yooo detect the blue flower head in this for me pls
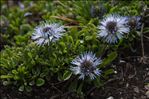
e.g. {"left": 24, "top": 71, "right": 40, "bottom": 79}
{"left": 98, "top": 14, "right": 130, "bottom": 44}
{"left": 32, "top": 22, "right": 65, "bottom": 45}
{"left": 127, "top": 16, "right": 141, "bottom": 30}
{"left": 70, "top": 51, "right": 102, "bottom": 80}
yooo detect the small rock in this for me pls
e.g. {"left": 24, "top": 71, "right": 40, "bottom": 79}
{"left": 134, "top": 87, "right": 140, "bottom": 93}
{"left": 146, "top": 91, "right": 149, "bottom": 98}
{"left": 133, "top": 97, "right": 137, "bottom": 99}
{"left": 114, "top": 70, "right": 117, "bottom": 74}
{"left": 107, "top": 96, "right": 114, "bottom": 99}
{"left": 126, "top": 83, "right": 129, "bottom": 88}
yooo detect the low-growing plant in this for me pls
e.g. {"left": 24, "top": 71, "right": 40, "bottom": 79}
{"left": 0, "top": 0, "right": 148, "bottom": 97}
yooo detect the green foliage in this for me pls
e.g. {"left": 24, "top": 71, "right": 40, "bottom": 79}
{"left": 100, "top": 51, "right": 118, "bottom": 68}
{"left": 36, "top": 78, "right": 45, "bottom": 87}
{"left": 0, "top": 44, "right": 45, "bottom": 91}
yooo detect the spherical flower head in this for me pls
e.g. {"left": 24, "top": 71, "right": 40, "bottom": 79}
{"left": 127, "top": 16, "right": 141, "bottom": 30}
{"left": 98, "top": 14, "right": 130, "bottom": 44}
{"left": 32, "top": 22, "right": 65, "bottom": 45}
{"left": 70, "top": 51, "right": 102, "bottom": 80}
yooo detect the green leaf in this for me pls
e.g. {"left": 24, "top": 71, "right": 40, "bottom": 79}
{"left": 103, "top": 69, "right": 114, "bottom": 79}
{"left": 27, "top": 52, "right": 32, "bottom": 59}
{"left": 1, "top": 75, "right": 13, "bottom": 79}
{"left": 17, "top": 66, "right": 26, "bottom": 73}
{"left": 93, "top": 77, "right": 103, "bottom": 88}
{"left": 77, "top": 82, "right": 83, "bottom": 94}
{"left": 40, "top": 72, "right": 47, "bottom": 78}
{"left": 69, "top": 36, "right": 74, "bottom": 45}
{"left": 36, "top": 78, "right": 45, "bottom": 87}
{"left": 20, "top": 24, "right": 32, "bottom": 34}
{"left": 68, "top": 80, "right": 78, "bottom": 92}
{"left": 14, "top": 75, "right": 20, "bottom": 80}
{"left": 29, "top": 80, "right": 35, "bottom": 86}
{"left": 59, "top": 42, "right": 66, "bottom": 49}
{"left": 74, "top": 40, "right": 80, "bottom": 50}
{"left": 25, "top": 86, "right": 32, "bottom": 92}
{"left": 100, "top": 52, "right": 117, "bottom": 68}
{"left": 32, "top": 68, "right": 40, "bottom": 76}
{"left": 12, "top": 70, "right": 18, "bottom": 74}
{"left": 18, "top": 85, "right": 25, "bottom": 92}
{"left": 143, "top": 27, "right": 149, "bottom": 34}
{"left": 58, "top": 72, "right": 63, "bottom": 81}
{"left": 85, "top": 36, "right": 92, "bottom": 41}
{"left": 63, "top": 70, "right": 72, "bottom": 81}
{"left": 104, "top": 69, "right": 114, "bottom": 76}
{"left": 3, "top": 81, "right": 11, "bottom": 86}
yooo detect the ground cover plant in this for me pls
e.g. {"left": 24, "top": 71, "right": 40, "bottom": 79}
{"left": 0, "top": 0, "right": 149, "bottom": 99}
